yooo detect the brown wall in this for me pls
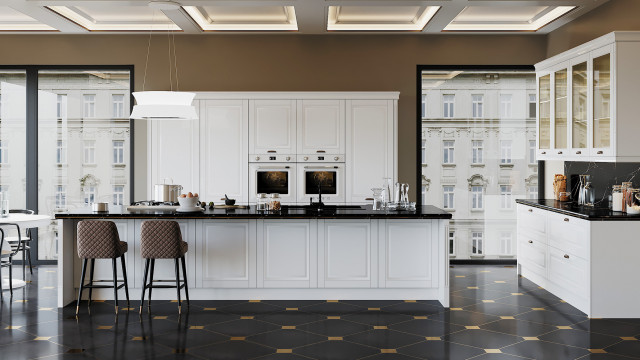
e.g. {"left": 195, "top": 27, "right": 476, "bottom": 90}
{"left": 0, "top": 34, "right": 547, "bottom": 199}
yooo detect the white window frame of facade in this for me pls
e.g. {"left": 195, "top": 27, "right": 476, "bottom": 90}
{"left": 421, "top": 94, "right": 426, "bottom": 118}
{"left": 83, "top": 94, "right": 96, "bottom": 118}
{"left": 471, "top": 231, "right": 483, "bottom": 255}
{"left": 112, "top": 94, "right": 125, "bottom": 118}
{"left": 443, "top": 185, "right": 455, "bottom": 209}
{"left": 84, "top": 185, "right": 96, "bottom": 204}
{"left": 472, "top": 94, "right": 483, "bottom": 118}
{"left": 443, "top": 140, "right": 455, "bottom": 164}
{"left": 56, "top": 140, "right": 66, "bottom": 164}
{"left": 528, "top": 140, "right": 536, "bottom": 164}
{"left": 527, "top": 185, "right": 539, "bottom": 200}
{"left": 471, "top": 185, "right": 484, "bottom": 210}
{"left": 500, "top": 231, "right": 513, "bottom": 255}
{"left": 500, "top": 140, "right": 512, "bottom": 164}
{"left": 55, "top": 185, "right": 66, "bottom": 208}
{"left": 113, "top": 185, "right": 125, "bottom": 205}
{"left": 56, "top": 94, "right": 66, "bottom": 120}
{"left": 449, "top": 230, "right": 455, "bottom": 256}
{"left": 421, "top": 184, "right": 427, "bottom": 205}
{"left": 472, "top": 140, "right": 483, "bottom": 164}
{"left": 113, "top": 140, "right": 125, "bottom": 164}
{"left": 421, "top": 139, "right": 426, "bottom": 164}
{"left": 528, "top": 94, "right": 537, "bottom": 118}
{"left": 500, "top": 185, "right": 513, "bottom": 209}
{"left": 499, "top": 94, "right": 513, "bottom": 118}
{"left": 443, "top": 94, "right": 454, "bottom": 118}
{"left": 0, "top": 140, "right": 7, "bottom": 164}
{"left": 83, "top": 140, "right": 96, "bottom": 164}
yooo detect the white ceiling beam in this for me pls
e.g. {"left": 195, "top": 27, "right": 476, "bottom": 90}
{"left": 161, "top": 8, "right": 201, "bottom": 34}
{"left": 293, "top": 0, "right": 326, "bottom": 34}
{"left": 6, "top": 0, "right": 87, "bottom": 32}
{"left": 422, "top": 0, "right": 466, "bottom": 33}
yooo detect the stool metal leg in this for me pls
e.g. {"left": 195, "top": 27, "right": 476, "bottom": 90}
{"left": 180, "top": 256, "right": 190, "bottom": 308}
{"left": 88, "top": 259, "right": 95, "bottom": 307}
{"left": 22, "top": 246, "right": 26, "bottom": 280}
{"left": 120, "top": 255, "right": 130, "bottom": 307}
{"left": 148, "top": 259, "right": 155, "bottom": 312}
{"left": 9, "top": 257, "right": 13, "bottom": 296}
{"left": 174, "top": 258, "right": 181, "bottom": 314}
{"left": 112, "top": 258, "right": 119, "bottom": 314}
{"left": 27, "top": 247, "right": 33, "bottom": 275}
{"left": 139, "top": 259, "right": 150, "bottom": 315}
{"left": 76, "top": 259, "right": 88, "bottom": 315}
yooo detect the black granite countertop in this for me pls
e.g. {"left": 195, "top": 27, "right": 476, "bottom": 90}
{"left": 54, "top": 205, "right": 452, "bottom": 220}
{"left": 516, "top": 199, "right": 640, "bottom": 221}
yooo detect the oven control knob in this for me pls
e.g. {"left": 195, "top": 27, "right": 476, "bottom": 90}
{"left": 334, "top": 156, "right": 339, "bottom": 161}
{"left": 303, "top": 156, "right": 309, "bottom": 161}
{"left": 255, "top": 156, "right": 260, "bottom": 161}
{"left": 286, "top": 156, "right": 291, "bottom": 161}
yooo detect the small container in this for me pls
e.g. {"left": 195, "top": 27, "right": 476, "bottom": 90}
{"left": 622, "top": 182, "right": 633, "bottom": 213}
{"left": 626, "top": 188, "right": 640, "bottom": 214}
{"left": 256, "top": 193, "right": 268, "bottom": 211}
{"left": 371, "top": 188, "right": 384, "bottom": 210}
{"left": 268, "top": 193, "right": 281, "bottom": 211}
{"left": 92, "top": 202, "right": 109, "bottom": 212}
{"left": 558, "top": 192, "right": 571, "bottom": 202}
{"left": 612, "top": 185, "right": 624, "bottom": 211}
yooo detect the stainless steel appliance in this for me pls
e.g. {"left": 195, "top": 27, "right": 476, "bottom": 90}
{"left": 154, "top": 179, "right": 183, "bottom": 203}
{"left": 249, "top": 161, "right": 297, "bottom": 204}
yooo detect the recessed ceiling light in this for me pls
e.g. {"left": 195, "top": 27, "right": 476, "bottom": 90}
{"left": 182, "top": 6, "right": 298, "bottom": 31}
{"left": 443, "top": 6, "right": 575, "bottom": 31}
{"left": 148, "top": 1, "right": 181, "bottom": 11}
{"left": 327, "top": 6, "right": 440, "bottom": 31}
{"left": 47, "top": 5, "right": 182, "bottom": 31}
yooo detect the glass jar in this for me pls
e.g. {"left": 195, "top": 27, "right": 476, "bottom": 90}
{"left": 371, "top": 188, "right": 384, "bottom": 210}
{"left": 622, "top": 182, "right": 633, "bottom": 212}
{"left": 256, "top": 193, "right": 268, "bottom": 211}
{"left": 269, "top": 193, "right": 281, "bottom": 211}
{"left": 626, "top": 188, "right": 640, "bottom": 214}
{"left": 612, "top": 185, "right": 623, "bottom": 211}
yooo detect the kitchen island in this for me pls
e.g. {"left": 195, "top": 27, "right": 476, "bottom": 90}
{"left": 55, "top": 205, "right": 452, "bottom": 308}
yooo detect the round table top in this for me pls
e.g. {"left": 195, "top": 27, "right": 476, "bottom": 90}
{"left": 0, "top": 214, "right": 51, "bottom": 229}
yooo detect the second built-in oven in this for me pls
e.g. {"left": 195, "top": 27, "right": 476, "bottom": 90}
{"left": 297, "top": 163, "right": 345, "bottom": 204}
{"left": 249, "top": 163, "right": 297, "bottom": 204}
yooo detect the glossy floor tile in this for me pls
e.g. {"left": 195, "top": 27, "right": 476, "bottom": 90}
{"left": 2, "top": 265, "right": 640, "bottom": 359}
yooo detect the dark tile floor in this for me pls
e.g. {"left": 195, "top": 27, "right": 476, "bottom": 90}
{"left": 2, "top": 265, "right": 640, "bottom": 359}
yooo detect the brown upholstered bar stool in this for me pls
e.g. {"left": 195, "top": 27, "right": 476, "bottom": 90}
{"left": 139, "top": 220, "right": 190, "bottom": 314}
{"left": 76, "top": 220, "right": 130, "bottom": 315}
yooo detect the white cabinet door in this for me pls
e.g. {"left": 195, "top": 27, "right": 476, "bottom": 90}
{"left": 319, "top": 219, "right": 376, "bottom": 288}
{"left": 380, "top": 220, "right": 434, "bottom": 288}
{"left": 297, "top": 100, "right": 345, "bottom": 155}
{"left": 258, "top": 220, "right": 316, "bottom": 288}
{"left": 200, "top": 100, "right": 248, "bottom": 203}
{"left": 149, "top": 100, "right": 200, "bottom": 198}
{"left": 249, "top": 100, "right": 296, "bottom": 155}
{"left": 346, "top": 100, "right": 394, "bottom": 203}
{"left": 196, "top": 220, "right": 256, "bottom": 288}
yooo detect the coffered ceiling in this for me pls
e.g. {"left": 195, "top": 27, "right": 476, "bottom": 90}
{"left": 0, "top": 0, "right": 610, "bottom": 34}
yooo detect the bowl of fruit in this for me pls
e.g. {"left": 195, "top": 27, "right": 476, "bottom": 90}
{"left": 178, "top": 192, "right": 199, "bottom": 209}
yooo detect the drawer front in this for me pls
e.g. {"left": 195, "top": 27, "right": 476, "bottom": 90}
{"left": 517, "top": 205, "right": 547, "bottom": 237}
{"left": 548, "top": 246, "right": 588, "bottom": 300}
{"left": 547, "top": 213, "right": 589, "bottom": 259}
{"left": 518, "top": 236, "right": 548, "bottom": 278}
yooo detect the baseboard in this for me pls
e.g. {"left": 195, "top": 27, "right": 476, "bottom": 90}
{"left": 450, "top": 259, "right": 517, "bottom": 265}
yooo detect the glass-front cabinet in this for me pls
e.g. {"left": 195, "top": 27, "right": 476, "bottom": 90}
{"left": 538, "top": 74, "right": 551, "bottom": 154}
{"left": 571, "top": 59, "right": 588, "bottom": 156}
{"left": 554, "top": 68, "right": 568, "bottom": 153}
{"left": 591, "top": 46, "right": 613, "bottom": 157}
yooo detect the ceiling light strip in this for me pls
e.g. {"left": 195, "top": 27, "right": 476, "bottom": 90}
{"left": 327, "top": 6, "right": 440, "bottom": 31}
{"left": 47, "top": 6, "right": 181, "bottom": 31}
{"left": 182, "top": 6, "right": 298, "bottom": 31}
{"left": 443, "top": 6, "right": 575, "bottom": 31}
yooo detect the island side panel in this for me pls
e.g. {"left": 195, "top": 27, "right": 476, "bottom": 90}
{"left": 58, "top": 219, "right": 77, "bottom": 307}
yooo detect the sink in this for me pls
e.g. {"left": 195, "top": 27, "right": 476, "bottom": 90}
{"left": 283, "top": 205, "right": 363, "bottom": 210}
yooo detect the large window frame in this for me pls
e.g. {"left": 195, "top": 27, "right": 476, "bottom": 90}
{"left": 0, "top": 65, "right": 134, "bottom": 265}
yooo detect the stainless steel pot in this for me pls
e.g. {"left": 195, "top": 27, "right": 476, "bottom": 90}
{"left": 154, "top": 179, "right": 183, "bottom": 203}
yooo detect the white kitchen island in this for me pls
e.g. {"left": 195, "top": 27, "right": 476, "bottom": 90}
{"left": 56, "top": 205, "right": 451, "bottom": 308}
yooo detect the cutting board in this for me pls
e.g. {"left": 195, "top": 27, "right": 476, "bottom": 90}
{"left": 213, "top": 205, "right": 249, "bottom": 209}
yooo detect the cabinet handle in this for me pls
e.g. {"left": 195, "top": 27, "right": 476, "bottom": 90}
{"left": 563, "top": 218, "right": 569, "bottom": 222}
{"left": 528, "top": 240, "right": 533, "bottom": 244}
{"left": 597, "top": 150, "right": 603, "bottom": 154}
{"left": 576, "top": 151, "right": 582, "bottom": 154}
{"left": 564, "top": 254, "right": 570, "bottom": 259}
{"left": 541, "top": 151, "right": 546, "bottom": 155}
{"left": 557, "top": 151, "right": 563, "bottom": 154}
{"left": 267, "top": 150, "right": 277, "bottom": 153}
{"left": 528, "top": 209, "right": 533, "bottom": 212}
{"left": 365, "top": 198, "right": 374, "bottom": 201}
{"left": 316, "top": 150, "right": 326, "bottom": 153}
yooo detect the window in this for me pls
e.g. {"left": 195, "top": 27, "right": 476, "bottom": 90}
{"left": 83, "top": 140, "right": 96, "bottom": 164}
{"left": 471, "top": 186, "right": 483, "bottom": 210}
{"left": 421, "top": 94, "right": 426, "bottom": 118}
{"left": 528, "top": 186, "right": 539, "bottom": 200}
{"left": 112, "top": 94, "right": 125, "bottom": 118}
{"left": 55, "top": 185, "right": 66, "bottom": 208}
{"left": 84, "top": 186, "right": 96, "bottom": 204}
{"left": 501, "top": 232, "right": 512, "bottom": 255}
{"left": 113, "top": 185, "right": 125, "bottom": 205}
{"left": 472, "top": 140, "right": 483, "bottom": 164}
{"left": 443, "top": 140, "right": 455, "bottom": 164}
{"left": 500, "top": 185, "right": 513, "bottom": 209}
{"left": 0, "top": 140, "right": 6, "bottom": 163}
{"left": 443, "top": 94, "right": 454, "bottom": 118}
{"left": 83, "top": 94, "right": 96, "bottom": 118}
{"left": 421, "top": 185, "right": 427, "bottom": 205}
{"left": 56, "top": 94, "right": 66, "bottom": 119}
{"left": 472, "top": 232, "right": 483, "bottom": 255}
{"left": 499, "top": 94, "right": 512, "bottom": 118}
{"left": 421, "top": 139, "right": 426, "bottom": 164}
{"left": 529, "top": 94, "right": 536, "bottom": 118}
{"left": 472, "top": 95, "right": 483, "bottom": 118}
{"left": 56, "top": 140, "right": 66, "bottom": 164}
{"left": 113, "top": 140, "right": 125, "bottom": 164}
{"left": 529, "top": 140, "right": 536, "bottom": 164}
{"left": 449, "top": 231, "right": 455, "bottom": 255}
{"left": 500, "top": 140, "right": 512, "bottom": 164}
{"left": 443, "top": 186, "right": 454, "bottom": 209}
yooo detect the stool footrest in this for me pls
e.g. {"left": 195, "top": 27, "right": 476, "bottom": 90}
{"left": 83, "top": 283, "right": 126, "bottom": 290}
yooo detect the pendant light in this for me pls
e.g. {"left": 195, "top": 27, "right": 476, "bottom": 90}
{"left": 130, "top": 1, "right": 197, "bottom": 120}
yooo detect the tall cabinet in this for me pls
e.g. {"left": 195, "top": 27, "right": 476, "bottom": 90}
{"left": 535, "top": 32, "right": 640, "bottom": 162}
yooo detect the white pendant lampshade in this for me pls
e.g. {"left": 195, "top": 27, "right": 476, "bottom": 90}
{"left": 130, "top": 91, "right": 197, "bottom": 120}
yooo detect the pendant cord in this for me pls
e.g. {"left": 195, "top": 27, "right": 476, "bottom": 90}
{"left": 167, "top": 27, "right": 173, "bottom": 91}
{"left": 172, "top": 31, "right": 179, "bottom": 91}
{"left": 143, "top": 23, "right": 152, "bottom": 92}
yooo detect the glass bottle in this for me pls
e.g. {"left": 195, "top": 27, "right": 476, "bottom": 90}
{"left": 622, "top": 182, "right": 633, "bottom": 213}
{"left": 626, "top": 188, "right": 640, "bottom": 214}
{"left": 371, "top": 188, "right": 384, "bottom": 210}
{"left": 612, "top": 185, "right": 623, "bottom": 211}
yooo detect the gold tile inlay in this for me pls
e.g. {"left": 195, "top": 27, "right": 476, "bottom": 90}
{"left": 368, "top": 308, "right": 380, "bottom": 311}
{"left": 39, "top": 308, "right": 53, "bottom": 311}
{"left": 450, "top": 308, "right": 463, "bottom": 311}
{"left": 500, "top": 316, "right": 515, "bottom": 319}
{"left": 153, "top": 316, "right": 168, "bottom": 320}
{"left": 132, "top": 336, "right": 146, "bottom": 341}
{"left": 404, "top": 300, "right": 417, "bottom": 303}
{"left": 523, "top": 337, "right": 539, "bottom": 341}
{"left": 328, "top": 337, "right": 343, "bottom": 341}
{"left": 465, "top": 326, "right": 480, "bottom": 330}
{"left": 204, "top": 308, "right": 217, "bottom": 311}
{"left": 230, "top": 337, "right": 245, "bottom": 341}
{"left": 172, "top": 349, "right": 188, "bottom": 354}
{"left": 277, "top": 349, "right": 293, "bottom": 353}
{"left": 286, "top": 308, "right": 298, "bottom": 311}
{"left": 34, "top": 337, "right": 51, "bottom": 341}
{"left": 14, "top": 300, "right": 27, "bottom": 303}
{"left": 327, "top": 300, "right": 339, "bottom": 303}
{"left": 426, "top": 337, "right": 441, "bottom": 341}
{"left": 560, "top": 300, "right": 567, "bottom": 303}
{"left": 374, "top": 326, "right": 388, "bottom": 330}
{"left": 121, "top": 308, "right": 134, "bottom": 311}
{"left": 467, "top": 287, "right": 479, "bottom": 289}
{"left": 455, "top": 275, "right": 466, "bottom": 278}
{"left": 282, "top": 326, "right": 296, "bottom": 330}
{"left": 327, "top": 316, "right": 340, "bottom": 319}
{"left": 557, "top": 326, "right": 572, "bottom": 329}
{"left": 380, "top": 349, "right": 397, "bottom": 353}
{"left": 240, "top": 316, "right": 254, "bottom": 320}
{"left": 46, "top": 270, "right": 56, "bottom": 273}
{"left": 93, "top": 300, "right": 106, "bottom": 303}
{"left": 481, "top": 270, "right": 491, "bottom": 273}
{"left": 620, "top": 337, "right": 637, "bottom": 341}
{"left": 482, "top": 300, "right": 495, "bottom": 303}
{"left": 42, "top": 287, "right": 54, "bottom": 290}
{"left": 511, "top": 293, "right": 524, "bottom": 296}
{"left": 5, "top": 326, "right": 22, "bottom": 329}
{"left": 531, "top": 308, "right": 545, "bottom": 311}
{"left": 589, "top": 349, "right": 607, "bottom": 353}
{"left": 97, "top": 326, "right": 112, "bottom": 330}
{"left": 485, "top": 349, "right": 502, "bottom": 353}
{"left": 249, "top": 300, "right": 261, "bottom": 303}
{"left": 494, "top": 281, "right": 506, "bottom": 283}
{"left": 190, "top": 326, "right": 204, "bottom": 330}
{"left": 414, "top": 316, "right": 428, "bottom": 320}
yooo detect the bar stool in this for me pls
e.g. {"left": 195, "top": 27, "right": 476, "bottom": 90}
{"left": 139, "top": 220, "right": 189, "bottom": 315}
{"left": 76, "top": 220, "right": 130, "bottom": 315}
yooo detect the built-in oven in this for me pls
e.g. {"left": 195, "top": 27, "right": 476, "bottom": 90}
{"left": 297, "top": 161, "right": 345, "bottom": 204}
{"left": 249, "top": 162, "right": 297, "bottom": 204}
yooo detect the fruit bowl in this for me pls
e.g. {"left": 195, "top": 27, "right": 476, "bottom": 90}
{"left": 178, "top": 196, "right": 199, "bottom": 208}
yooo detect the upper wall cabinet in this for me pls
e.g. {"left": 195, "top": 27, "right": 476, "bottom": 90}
{"left": 535, "top": 32, "right": 640, "bottom": 162}
{"left": 297, "top": 100, "right": 345, "bottom": 155}
{"left": 249, "top": 100, "right": 297, "bottom": 155}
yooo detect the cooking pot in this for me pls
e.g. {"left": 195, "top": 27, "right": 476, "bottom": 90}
{"left": 154, "top": 178, "right": 183, "bottom": 203}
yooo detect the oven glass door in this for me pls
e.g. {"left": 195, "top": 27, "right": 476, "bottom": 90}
{"left": 305, "top": 171, "right": 337, "bottom": 195}
{"left": 257, "top": 170, "right": 290, "bottom": 194}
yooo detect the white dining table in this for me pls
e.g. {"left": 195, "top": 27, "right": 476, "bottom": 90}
{"left": 1, "top": 214, "right": 51, "bottom": 290}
